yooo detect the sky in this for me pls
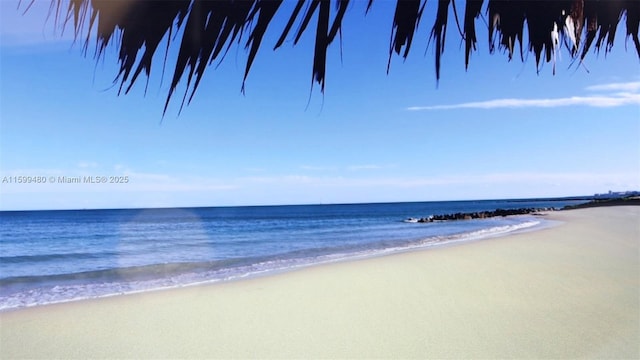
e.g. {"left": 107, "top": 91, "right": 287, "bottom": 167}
{"left": 1, "top": 0, "right": 639, "bottom": 211}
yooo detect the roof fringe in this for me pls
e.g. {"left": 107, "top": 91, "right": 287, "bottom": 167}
{"left": 46, "top": 0, "right": 639, "bottom": 113}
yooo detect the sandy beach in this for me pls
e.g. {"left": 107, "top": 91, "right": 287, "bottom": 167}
{"left": 1, "top": 206, "right": 638, "bottom": 358}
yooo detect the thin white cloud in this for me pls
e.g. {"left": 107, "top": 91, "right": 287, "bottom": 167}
{"left": 300, "top": 164, "right": 390, "bottom": 172}
{"left": 0, "top": 167, "right": 238, "bottom": 194}
{"left": 236, "top": 171, "right": 639, "bottom": 189}
{"left": 586, "top": 81, "right": 640, "bottom": 92}
{"left": 347, "top": 164, "right": 382, "bottom": 171}
{"left": 408, "top": 94, "right": 640, "bottom": 110}
{"left": 3, "top": 169, "right": 638, "bottom": 210}
{"left": 299, "top": 165, "right": 336, "bottom": 171}
{"left": 77, "top": 161, "right": 99, "bottom": 169}
{"left": 409, "top": 81, "right": 640, "bottom": 110}
{"left": 4, "top": 167, "right": 636, "bottom": 194}
{"left": 109, "top": 171, "right": 239, "bottom": 192}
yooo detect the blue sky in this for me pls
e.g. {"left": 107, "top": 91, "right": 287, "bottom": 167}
{"left": 1, "top": 0, "right": 639, "bottom": 210}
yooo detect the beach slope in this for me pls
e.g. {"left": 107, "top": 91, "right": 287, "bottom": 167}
{"left": 1, "top": 206, "right": 638, "bottom": 358}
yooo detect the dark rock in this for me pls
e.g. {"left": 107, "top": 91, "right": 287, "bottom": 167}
{"left": 406, "top": 207, "right": 553, "bottom": 223}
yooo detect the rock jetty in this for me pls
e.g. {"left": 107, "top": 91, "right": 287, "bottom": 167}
{"left": 406, "top": 207, "right": 554, "bottom": 223}
{"left": 562, "top": 197, "right": 640, "bottom": 209}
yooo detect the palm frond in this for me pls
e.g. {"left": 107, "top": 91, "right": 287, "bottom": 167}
{"left": 43, "top": 0, "right": 639, "bottom": 114}
{"left": 463, "top": 0, "right": 483, "bottom": 69}
{"left": 626, "top": 0, "right": 640, "bottom": 55}
{"left": 387, "top": 0, "right": 424, "bottom": 72}
{"left": 431, "top": 0, "right": 451, "bottom": 82}
{"left": 488, "top": 0, "right": 526, "bottom": 61}
{"left": 243, "top": 0, "right": 283, "bottom": 93}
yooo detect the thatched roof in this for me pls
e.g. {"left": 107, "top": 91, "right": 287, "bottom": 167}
{"left": 42, "top": 0, "right": 640, "bottom": 113}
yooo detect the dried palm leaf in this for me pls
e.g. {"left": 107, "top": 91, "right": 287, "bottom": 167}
{"left": 37, "top": 0, "right": 639, "bottom": 114}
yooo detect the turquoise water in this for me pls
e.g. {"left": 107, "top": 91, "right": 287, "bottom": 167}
{"left": 0, "top": 199, "right": 585, "bottom": 310}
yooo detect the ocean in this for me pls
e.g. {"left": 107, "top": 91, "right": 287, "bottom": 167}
{"left": 0, "top": 198, "right": 586, "bottom": 311}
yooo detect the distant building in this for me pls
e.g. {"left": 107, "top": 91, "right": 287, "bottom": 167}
{"left": 594, "top": 190, "right": 640, "bottom": 199}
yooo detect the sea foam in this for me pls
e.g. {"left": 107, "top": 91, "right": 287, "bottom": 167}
{"left": 0, "top": 217, "right": 547, "bottom": 311}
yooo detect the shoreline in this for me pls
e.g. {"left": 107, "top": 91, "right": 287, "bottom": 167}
{"left": 1, "top": 206, "right": 638, "bottom": 358}
{"left": 0, "top": 214, "right": 549, "bottom": 313}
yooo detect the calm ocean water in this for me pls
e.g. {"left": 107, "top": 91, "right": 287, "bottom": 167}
{"left": 0, "top": 199, "right": 585, "bottom": 310}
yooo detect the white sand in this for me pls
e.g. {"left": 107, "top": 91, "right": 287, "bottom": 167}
{"left": 1, "top": 206, "right": 638, "bottom": 358}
